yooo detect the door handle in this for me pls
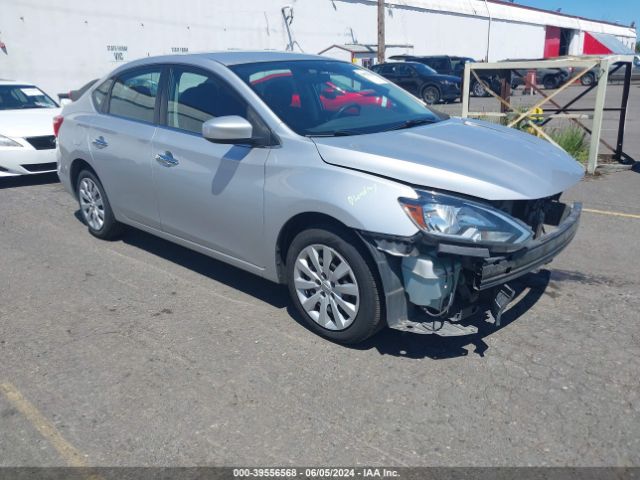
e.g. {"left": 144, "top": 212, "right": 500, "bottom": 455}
{"left": 155, "top": 151, "right": 179, "bottom": 167}
{"left": 92, "top": 136, "right": 108, "bottom": 149}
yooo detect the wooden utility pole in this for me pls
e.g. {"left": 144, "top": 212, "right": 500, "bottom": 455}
{"left": 377, "top": 0, "right": 385, "bottom": 64}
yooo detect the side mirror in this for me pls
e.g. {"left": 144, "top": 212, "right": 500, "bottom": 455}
{"left": 202, "top": 116, "right": 253, "bottom": 144}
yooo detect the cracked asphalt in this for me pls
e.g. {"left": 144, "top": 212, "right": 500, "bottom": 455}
{"left": 1, "top": 154, "right": 639, "bottom": 465}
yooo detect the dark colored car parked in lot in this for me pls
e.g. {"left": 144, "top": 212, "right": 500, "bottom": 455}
{"left": 579, "top": 57, "right": 640, "bottom": 86}
{"left": 371, "top": 62, "right": 460, "bottom": 104}
{"left": 504, "top": 60, "right": 570, "bottom": 90}
{"left": 389, "top": 54, "right": 500, "bottom": 97}
{"left": 389, "top": 54, "right": 471, "bottom": 77}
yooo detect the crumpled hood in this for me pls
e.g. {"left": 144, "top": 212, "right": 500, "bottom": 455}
{"left": 0, "top": 108, "right": 61, "bottom": 138}
{"left": 312, "top": 117, "right": 584, "bottom": 200}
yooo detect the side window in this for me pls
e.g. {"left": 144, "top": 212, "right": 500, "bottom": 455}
{"left": 166, "top": 66, "right": 271, "bottom": 142}
{"left": 393, "top": 64, "right": 412, "bottom": 76}
{"left": 432, "top": 59, "right": 449, "bottom": 73}
{"left": 329, "top": 74, "right": 363, "bottom": 91}
{"left": 167, "top": 67, "right": 250, "bottom": 134}
{"left": 92, "top": 78, "right": 114, "bottom": 112}
{"left": 108, "top": 68, "right": 161, "bottom": 123}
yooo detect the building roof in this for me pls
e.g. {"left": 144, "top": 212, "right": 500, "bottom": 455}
{"left": 389, "top": 0, "right": 636, "bottom": 38}
{"left": 587, "top": 32, "right": 636, "bottom": 55}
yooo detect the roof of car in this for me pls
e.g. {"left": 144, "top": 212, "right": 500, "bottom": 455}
{"left": 376, "top": 61, "right": 429, "bottom": 67}
{"left": 123, "top": 51, "right": 332, "bottom": 69}
{"left": 204, "top": 50, "right": 331, "bottom": 65}
{"left": 0, "top": 79, "right": 34, "bottom": 86}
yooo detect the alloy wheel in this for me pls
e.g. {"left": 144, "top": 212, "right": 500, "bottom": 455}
{"left": 423, "top": 86, "right": 439, "bottom": 104}
{"left": 293, "top": 244, "right": 360, "bottom": 331}
{"left": 472, "top": 81, "right": 486, "bottom": 97}
{"left": 78, "top": 177, "right": 105, "bottom": 231}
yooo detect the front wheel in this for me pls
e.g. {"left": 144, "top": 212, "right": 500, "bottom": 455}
{"left": 543, "top": 75, "right": 559, "bottom": 89}
{"left": 77, "top": 170, "right": 124, "bottom": 240}
{"left": 286, "top": 227, "right": 383, "bottom": 344}
{"left": 421, "top": 85, "right": 441, "bottom": 105}
{"left": 471, "top": 80, "right": 487, "bottom": 97}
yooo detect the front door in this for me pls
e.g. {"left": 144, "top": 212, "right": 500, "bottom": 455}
{"left": 151, "top": 65, "right": 270, "bottom": 267}
{"left": 392, "top": 64, "right": 420, "bottom": 96}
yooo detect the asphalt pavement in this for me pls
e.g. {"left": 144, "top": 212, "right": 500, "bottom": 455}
{"left": 1, "top": 91, "right": 639, "bottom": 467}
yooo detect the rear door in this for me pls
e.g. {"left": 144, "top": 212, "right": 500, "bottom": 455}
{"left": 88, "top": 66, "right": 162, "bottom": 229}
{"left": 151, "top": 65, "right": 271, "bottom": 267}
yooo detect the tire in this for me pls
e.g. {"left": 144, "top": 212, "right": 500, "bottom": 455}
{"left": 472, "top": 80, "right": 487, "bottom": 97}
{"left": 421, "top": 85, "right": 441, "bottom": 105}
{"left": 285, "top": 226, "right": 383, "bottom": 344}
{"left": 581, "top": 72, "right": 595, "bottom": 86}
{"left": 543, "top": 75, "right": 558, "bottom": 90}
{"left": 76, "top": 169, "right": 124, "bottom": 240}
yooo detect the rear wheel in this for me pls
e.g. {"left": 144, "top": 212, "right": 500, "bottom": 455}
{"left": 286, "top": 227, "right": 383, "bottom": 344}
{"left": 76, "top": 170, "right": 123, "bottom": 240}
{"left": 581, "top": 72, "right": 596, "bottom": 86}
{"left": 421, "top": 85, "right": 441, "bottom": 105}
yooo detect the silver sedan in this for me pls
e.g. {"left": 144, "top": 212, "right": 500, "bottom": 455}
{"left": 56, "top": 51, "right": 583, "bottom": 344}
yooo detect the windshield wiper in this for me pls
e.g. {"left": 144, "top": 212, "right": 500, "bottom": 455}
{"left": 387, "top": 117, "right": 436, "bottom": 131}
{"left": 307, "top": 130, "right": 359, "bottom": 137}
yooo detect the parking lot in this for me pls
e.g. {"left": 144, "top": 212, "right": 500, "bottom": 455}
{"left": 1, "top": 88, "right": 639, "bottom": 468}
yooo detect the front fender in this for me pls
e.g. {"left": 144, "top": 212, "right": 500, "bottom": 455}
{"left": 262, "top": 138, "right": 420, "bottom": 281}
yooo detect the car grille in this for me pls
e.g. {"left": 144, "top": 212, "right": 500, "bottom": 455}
{"left": 25, "top": 135, "right": 56, "bottom": 150}
{"left": 21, "top": 162, "right": 57, "bottom": 173}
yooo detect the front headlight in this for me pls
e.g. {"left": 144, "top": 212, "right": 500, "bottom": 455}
{"left": 399, "top": 191, "right": 533, "bottom": 246}
{"left": 0, "top": 135, "right": 22, "bottom": 147}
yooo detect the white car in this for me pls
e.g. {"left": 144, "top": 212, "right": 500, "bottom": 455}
{"left": 0, "top": 80, "right": 62, "bottom": 177}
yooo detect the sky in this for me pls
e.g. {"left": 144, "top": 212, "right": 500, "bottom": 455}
{"left": 514, "top": 0, "right": 639, "bottom": 31}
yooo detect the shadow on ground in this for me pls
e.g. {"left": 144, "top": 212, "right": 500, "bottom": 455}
{"left": 119, "top": 226, "right": 290, "bottom": 309}
{"left": 74, "top": 212, "right": 552, "bottom": 360}
{"left": 0, "top": 172, "right": 59, "bottom": 189}
{"left": 354, "top": 270, "right": 551, "bottom": 360}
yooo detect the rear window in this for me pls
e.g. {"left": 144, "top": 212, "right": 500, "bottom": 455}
{"left": 371, "top": 64, "right": 392, "bottom": 74}
{"left": 108, "top": 68, "right": 161, "bottom": 123}
{"left": 91, "top": 79, "right": 114, "bottom": 112}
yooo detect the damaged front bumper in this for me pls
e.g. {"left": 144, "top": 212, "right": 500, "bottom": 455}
{"left": 477, "top": 202, "right": 581, "bottom": 290}
{"left": 359, "top": 201, "right": 582, "bottom": 336}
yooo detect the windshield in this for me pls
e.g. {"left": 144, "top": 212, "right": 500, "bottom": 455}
{"left": 230, "top": 60, "right": 442, "bottom": 136}
{"left": 0, "top": 85, "right": 58, "bottom": 110}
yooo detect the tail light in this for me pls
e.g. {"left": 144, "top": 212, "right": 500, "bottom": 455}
{"left": 53, "top": 115, "right": 64, "bottom": 137}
